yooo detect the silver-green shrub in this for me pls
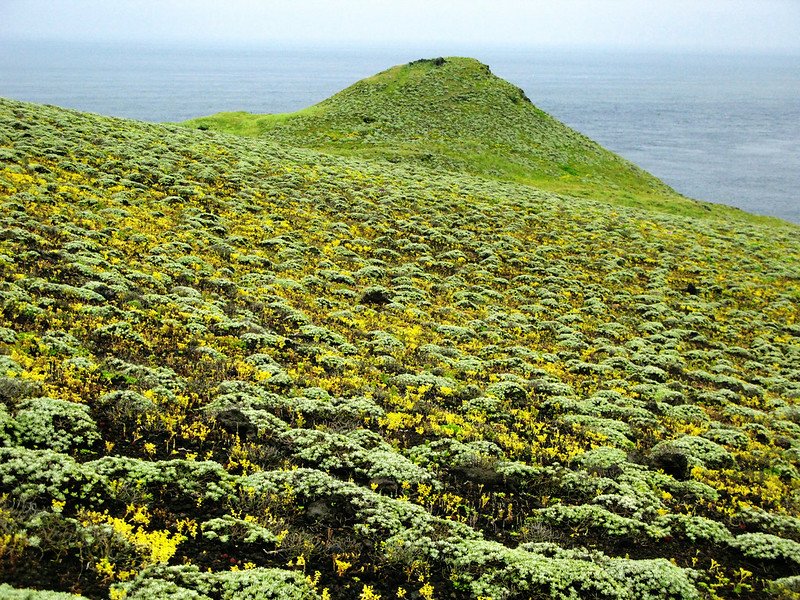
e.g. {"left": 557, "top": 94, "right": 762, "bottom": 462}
{"left": 14, "top": 397, "right": 100, "bottom": 454}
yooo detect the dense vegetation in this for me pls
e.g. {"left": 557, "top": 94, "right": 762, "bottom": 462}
{"left": 1, "top": 57, "right": 799, "bottom": 599}
{"left": 185, "top": 57, "right": 715, "bottom": 217}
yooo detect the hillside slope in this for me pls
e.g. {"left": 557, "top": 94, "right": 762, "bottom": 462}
{"left": 1, "top": 96, "right": 800, "bottom": 599}
{"left": 184, "top": 57, "right": 704, "bottom": 214}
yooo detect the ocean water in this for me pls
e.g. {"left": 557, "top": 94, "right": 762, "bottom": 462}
{"left": 1, "top": 41, "right": 798, "bottom": 223}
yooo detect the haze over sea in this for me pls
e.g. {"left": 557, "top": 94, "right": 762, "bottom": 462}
{"left": 1, "top": 41, "right": 797, "bottom": 223}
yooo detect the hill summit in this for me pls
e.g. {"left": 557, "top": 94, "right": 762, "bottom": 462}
{"left": 186, "top": 57, "right": 682, "bottom": 208}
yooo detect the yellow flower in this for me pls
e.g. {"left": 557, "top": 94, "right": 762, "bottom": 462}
{"left": 360, "top": 585, "right": 382, "bottom": 600}
{"left": 419, "top": 583, "right": 435, "bottom": 600}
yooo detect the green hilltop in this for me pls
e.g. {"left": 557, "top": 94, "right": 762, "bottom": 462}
{"left": 0, "top": 56, "right": 799, "bottom": 600}
{"left": 185, "top": 57, "right": 712, "bottom": 216}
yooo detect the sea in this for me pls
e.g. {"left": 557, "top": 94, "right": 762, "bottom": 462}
{"left": 1, "top": 40, "right": 798, "bottom": 224}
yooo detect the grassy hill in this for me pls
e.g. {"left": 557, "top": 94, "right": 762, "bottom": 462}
{"left": 0, "top": 70, "right": 800, "bottom": 600}
{"left": 184, "top": 57, "right": 722, "bottom": 217}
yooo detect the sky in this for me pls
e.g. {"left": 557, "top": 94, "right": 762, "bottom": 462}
{"left": 1, "top": 0, "right": 799, "bottom": 52}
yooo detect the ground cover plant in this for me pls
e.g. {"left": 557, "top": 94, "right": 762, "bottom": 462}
{"left": 1, "top": 58, "right": 799, "bottom": 599}
{"left": 185, "top": 57, "right": 774, "bottom": 221}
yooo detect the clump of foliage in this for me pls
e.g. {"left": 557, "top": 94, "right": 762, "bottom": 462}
{"left": 13, "top": 397, "right": 100, "bottom": 454}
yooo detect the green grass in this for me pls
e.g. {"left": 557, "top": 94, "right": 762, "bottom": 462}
{"left": 183, "top": 56, "right": 789, "bottom": 225}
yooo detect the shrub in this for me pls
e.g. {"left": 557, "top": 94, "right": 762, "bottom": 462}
{"left": 0, "top": 375, "right": 42, "bottom": 405}
{"left": 766, "top": 575, "right": 800, "bottom": 596}
{"left": 655, "top": 513, "right": 733, "bottom": 544}
{"left": 529, "top": 504, "right": 666, "bottom": 541}
{"left": 443, "top": 539, "right": 627, "bottom": 600}
{"left": 0, "top": 403, "right": 17, "bottom": 445}
{"left": 113, "top": 564, "right": 321, "bottom": 600}
{"left": 560, "top": 414, "right": 634, "bottom": 449}
{"left": 486, "top": 380, "right": 528, "bottom": 405}
{"left": 200, "top": 515, "right": 279, "bottom": 545}
{"left": 703, "top": 426, "right": 749, "bottom": 449}
{"left": 604, "top": 557, "right": 699, "bottom": 600}
{"left": 730, "top": 533, "right": 800, "bottom": 565}
{"left": 14, "top": 397, "right": 101, "bottom": 454}
{"left": 665, "top": 404, "right": 710, "bottom": 425}
{"left": 575, "top": 446, "right": 628, "bottom": 472}
{"left": 90, "top": 457, "right": 235, "bottom": 504}
{"left": 0, "top": 584, "right": 90, "bottom": 599}
{"left": 736, "top": 507, "right": 800, "bottom": 540}
{"left": 0, "top": 446, "right": 107, "bottom": 503}
{"left": 97, "top": 390, "right": 156, "bottom": 420}
{"left": 651, "top": 435, "right": 733, "bottom": 469}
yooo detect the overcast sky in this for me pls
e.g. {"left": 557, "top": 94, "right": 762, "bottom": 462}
{"left": 1, "top": 0, "right": 798, "bottom": 52}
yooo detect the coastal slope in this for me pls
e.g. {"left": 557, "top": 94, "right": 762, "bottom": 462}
{"left": 0, "top": 67, "right": 799, "bottom": 600}
{"left": 185, "top": 57, "right": 698, "bottom": 213}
